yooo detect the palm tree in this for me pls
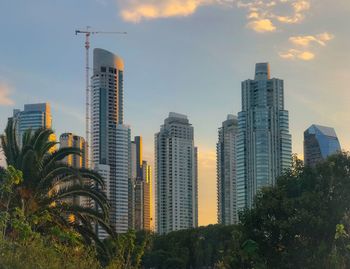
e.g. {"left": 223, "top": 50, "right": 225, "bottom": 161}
{"left": 0, "top": 119, "right": 114, "bottom": 252}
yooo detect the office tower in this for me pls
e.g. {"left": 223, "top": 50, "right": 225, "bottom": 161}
{"left": 217, "top": 115, "right": 239, "bottom": 225}
{"left": 12, "top": 103, "right": 55, "bottom": 150}
{"left": 59, "top": 133, "right": 88, "bottom": 206}
{"left": 129, "top": 137, "right": 152, "bottom": 231}
{"left": 91, "top": 48, "right": 129, "bottom": 235}
{"left": 155, "top": 113, "right": 198, "bottom": 234}
{"left": 236, "top": 63, "right": 292, "bottom": 211}
{"left": 304, "top": 125, "right": 341, "bottom": 167}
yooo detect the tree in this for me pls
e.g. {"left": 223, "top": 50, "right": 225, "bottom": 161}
{"left": 0, "top": 119, "right": 113, "bottom": 254}
{"left": 239, "top": 153, "right": 350, "bottom": 268}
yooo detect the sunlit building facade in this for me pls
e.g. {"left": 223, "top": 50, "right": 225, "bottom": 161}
{"left": 129, "top": 137, "right": 152, "bottom": 231}
{"left": 59, "top": 133, "right": 88, "bottom": 207}
{"left": 12, "top": 103, "right": 56, "bottom": 150}
{"left": 304, "top": 125, "right": 341, "bottom": 167}
{"left": 91, "top": 48, "right": 129, "bottom": 235}
{"left": 217, "top": 115, "right": 239, "bottom": 225}
{"left": 155, "top": 113, "right": 198, "bottom": 234}
{"left": 236, "top": 63, "right": 292, "bottom": 212}
{"left": 60, "top": 133, "right": 87, "bottom": 169}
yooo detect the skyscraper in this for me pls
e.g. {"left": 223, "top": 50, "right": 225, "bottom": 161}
{"left": 142, "top": 161, "right": 152, "bottom": 231}
{"left": 59, "top": 133, "right": 88, "bottom": 206}
{"left": 217, "top": 115, "right": 239, "bottom": 225}
{"left": 304, "top": 125, "right": 341, "bottom": 167}
{"left": 155, "top": 112, "right": 198, "bottom": 234}
{"left": 236, "top": 63, "right": 292, "bottom": 211}
{"left": 114, "top": 125, "right": 131, "bottom": 234}
{"left": 60, "top": 133, "right": 87, "bottom": 169}
{"left": 90, "top": 48, "right": 129, "bottom": 235}
{"left": 129, "top": 136, "right": 152, "bottom": 231}
{"left": 12, "top": 103, "right": 55, "bottom": 148}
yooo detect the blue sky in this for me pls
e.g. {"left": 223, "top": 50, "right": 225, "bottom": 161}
{"left": 0, "top": 0, "right": 349, "bottom": 225}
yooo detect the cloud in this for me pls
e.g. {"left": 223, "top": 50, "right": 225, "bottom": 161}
{"left": 118, "top": 0, "right": 311, "bottom": 30}
{"left": 289, "top": 32, "right": 335, "bottom": 47}
{"left": 279, "top": 49, "right": 315, "bottom": 61}
{"left": 237, "top": 0, "right": 311, "bottom": 33}
{"left": 119, "top": 0, "right": 216, "bottom": 23}
{"left": 275, "top": 0, "right": 310, "bottom": 24}
{"left": 0, "top": 83, "right": 14, "bottom": 106}
{"left": 280, "top": 32, "right": 334, "bottom": 61}
{"left": 247, "top": 19, "right": 276, "bottom": 33}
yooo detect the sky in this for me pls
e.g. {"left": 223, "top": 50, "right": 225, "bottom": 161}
{"left": 0, "top": 0, "right": 349, "bottom": 226}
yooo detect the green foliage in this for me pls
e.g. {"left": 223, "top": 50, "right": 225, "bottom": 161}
{"left": 105, "top": 230, "right": 151, "bottom": 269}
{"left": 143, "top": 153, "right": 350, "bottom": 269}
{"left": 0, "top": 120, "right": 113, "bottom": 255}
{"left": 0, "top": 234, "right": 101, "bottom": 269}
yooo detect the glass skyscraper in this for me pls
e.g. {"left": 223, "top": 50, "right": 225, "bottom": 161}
{"left": 91, "top": 48, "right": 129, "bottom": 235}
{"left": 304, "top": 125, "right": 341, "bottom": 167}
{"left": 236, "top": 63, "right": 292, "bottom": 211}
{"left": 12, "top": 103, "right": 52, "bottom": 142}
{"left": 11, "top": 103, "right": 56, "bottom": 151}
{"left": 217, "top": 115, "right": 239, "bottom": 225}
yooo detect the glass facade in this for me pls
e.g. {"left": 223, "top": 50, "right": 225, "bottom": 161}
{"left": 91, "top": 48, "right": 128, "bottom": 235}
{"left": 236, "top": 63, "right": 292, "bottom": 211}
{"left": 11, "top": 103, "right": 53, "bottom": 149}
{"left": 304, "top": 125, "right": 341, "bottom": 167}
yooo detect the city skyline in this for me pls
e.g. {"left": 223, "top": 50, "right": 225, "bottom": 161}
{"left": 0, "top": 0, "right": 349, "bottom": 226}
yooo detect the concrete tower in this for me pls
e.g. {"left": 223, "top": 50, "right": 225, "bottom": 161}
{"left": 155, "top": 113, "right": 198, "bottom": 234}
{"left": 217, "top": 115, "right": 239, "bottom": 225}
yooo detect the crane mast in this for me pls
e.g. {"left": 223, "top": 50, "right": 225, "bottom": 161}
{"left": 75, "top": 27, "right": 126, "bottom": 169}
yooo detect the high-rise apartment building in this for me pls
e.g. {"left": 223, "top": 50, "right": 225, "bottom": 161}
{"left": 114, "top": 125, "right": 131, "bottom": 234}
{"left": 129, "top": 137, "right": 152, "bottom": 231}
{"left": 217, "top": 115, "right": 239, "bottom": 225}
{"left": 59, "top": 133, "right": 88, "bottom": 206}
{"left": 91, "top": 48, "right": 129, "bottom": 235}
{"left": 12, "top": 103, "right": 55, "bottom": 148}
{"left": 155, "top": 113, "right": 198, "bottom": 234}
{"left": 236, "top": 63, "right": 292, "bottom": 211}
{"left": 60, "top": 133, "right": 87, "bottom": 168}
{"left": 304, "top": 125, "right": 341, "bottom": 167}
{"left": 142, "top": 161, "right": 152, "bottom": 231}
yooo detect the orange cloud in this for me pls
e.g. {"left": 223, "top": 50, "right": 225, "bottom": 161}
{"left": 237, "top": 0, "right": 311, "bottom": 33}
{"left": 0, "top": 83, "right": 14, "bottom": 106}
{"left": 119, "top": 0, "right": 214, "bottom": 22}
{"left": 280, "top": 32, "right": 334, "bottom": 61}
{"left": 247, "top": 19, "right": 276, "bottom": 33}
{"left": 289, "top": 32, "right": 334, "bottom": 47}
{"left": 279, "top": 49, "right": 315, "bottom": 61}
{"left": 118, "top": 0, "right": 311, "bottom": 29}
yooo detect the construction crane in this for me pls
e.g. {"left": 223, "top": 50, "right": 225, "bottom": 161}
{"left": 75, "top": 26, "right": 127, "bottom": 168}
